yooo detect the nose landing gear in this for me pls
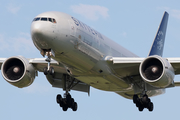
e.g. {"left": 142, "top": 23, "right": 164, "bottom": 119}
{"left": 43, "top": 51, "right": 55, "bottom": 75}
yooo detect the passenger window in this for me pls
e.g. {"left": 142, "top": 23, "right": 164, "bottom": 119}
{"left": 41, "top": 18, "right": 47, "bottom": 21}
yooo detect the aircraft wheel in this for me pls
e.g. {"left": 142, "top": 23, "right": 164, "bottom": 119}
{"left": 56, "top": 94, "right": 62, "bottom": 104}
{"left": 136, "top": 102, "right": 140, "bottom": 107}
{"left": 133, "top": 94, "right": 139, "bottom": 104}
{"left": 62, "top": 105, "right": 68, "bottom": 111}
{"left": 71, "top": 98, "right": 75, "bottom": 107}
{"left": 56, "top": 93, "right": 77, "bottom": 112}
{"left": 66, "top": 94, "right": 72, "bottom": 106}
{"left": 138, "top": 105, "right": 144, "bottom": 112}
{"left": 148, "top": 102, "right": 154, "bottom": 112}
{"left": 43, "top": 67, "right": 48, "bottom": 75}
{"left": 142, "top": 94, "right": 149, "bottom": 104}
{"left": 49, "top": 67, "right": 54, "bottom": 75}
{"left": 72, "top": 102, "right": 78, "bottom": 111}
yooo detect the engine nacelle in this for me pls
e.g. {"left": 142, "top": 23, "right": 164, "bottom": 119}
{"left": 1, "top": 56, "right": 36, "bottom": 88}
{"left": 139, "top": 55, "right": 175, "bottom": 88}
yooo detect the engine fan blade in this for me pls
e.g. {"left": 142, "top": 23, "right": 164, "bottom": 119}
{"left": 6, "top": 66, "right": 23, "bottom": 80}
{"left": 144, "top": 65, "right": 162, "bottom": 80}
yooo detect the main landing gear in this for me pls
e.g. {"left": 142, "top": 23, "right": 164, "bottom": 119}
{"left": 56, "top": 93, "right": 78, "bottom": 111}
{"left": 56, "top": 75, "right": 78, "bottom": 111}
{"left": 133, "top": 94, "right": 154, "bottom": 112}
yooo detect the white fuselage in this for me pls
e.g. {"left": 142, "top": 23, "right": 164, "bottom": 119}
{"left": 30, "top": 11, "right": 147, "bottom": 98}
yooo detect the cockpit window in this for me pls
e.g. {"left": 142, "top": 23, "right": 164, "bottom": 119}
{"left": 41, "top": 18, "right": 48, "bottom": 21}
{"left": 48, "top": 18, "right": 56, "bottom": 23}
{"left": 33, "top": 17, "right": 40, "bottom": 21}
{"left": 53, "top": 19, "right": 57, "bottom": 23}
{"left": 33, "top": 17, "right": 57, "bottom": 23}
{"left": 48, "top": 18, "right": 53, "bottom": 22}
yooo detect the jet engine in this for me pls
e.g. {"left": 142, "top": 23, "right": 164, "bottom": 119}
{"left": 1, "top": 56, "right": 36, "bottom": 88}
{"left": 139, "top": 55, "right": 175, "bottom": 88}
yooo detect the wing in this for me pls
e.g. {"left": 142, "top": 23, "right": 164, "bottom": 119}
{"left": 30, "top": 58, "right": 90, "bottom": 94}
{"left": 106, "top": 57, "right": 180, "bottom": 86}
{"left": 0, "top": 58, "right": 7, "bottom": 68}
{"left": 0, "top": 57, "right": 90, "bottom": 94}
{"left": 29, "top": 58, "right": 67, "bottom": 73}
{"left": 106, "top": 57, "right": 144, "bottom": 77}
{"left": 166, "top": 58, "right": 180, "bottom": 74}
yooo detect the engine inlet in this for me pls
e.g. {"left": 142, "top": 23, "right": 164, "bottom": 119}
{"left": 3, "top": 58, "right": 25, "bottom": 80}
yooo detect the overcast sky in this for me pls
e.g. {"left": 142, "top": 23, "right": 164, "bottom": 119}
{"left": 1, "top": 0, "right": 180, "bottom": 120}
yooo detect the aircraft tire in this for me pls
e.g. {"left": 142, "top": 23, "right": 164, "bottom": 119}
{"left": 66, "top": 94, "right": 72, "bottom": 106}
{"left": 148, "top": 102, "right": 153, "bottom": 112}
{"left": 138, "top": 105, "right": 144, "bottom": 112}
{"left": 72, "top": 102, "right": 78, "bottom": 111}
{"left": 142, "top": 94, "right": 149, "bottom": 104}
{"left": 62, "top": 105, "right": 68, "bottom": 111}
{"left": 56, "top": 94, "right": 62, "bottom": 104}
{"left": 71, "top": 98, "right": 75, "bottom": 107}
{"left": 49, "top": 67, "right": 54, "bottom": 75}
{"left": 133, "top": 94, "right": 138, "bottom": 104}
{"left": 43, "top": 67, "right": 48, "bottom": 75}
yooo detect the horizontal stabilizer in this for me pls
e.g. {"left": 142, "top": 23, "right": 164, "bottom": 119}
{"left": 148, "top": 11, "right": 169, "bottom": 57}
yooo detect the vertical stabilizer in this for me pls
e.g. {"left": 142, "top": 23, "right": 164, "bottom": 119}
{"left": 148, "top": 11, "right": 169, "bottom": 57}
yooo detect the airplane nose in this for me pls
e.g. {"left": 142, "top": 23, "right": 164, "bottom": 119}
{"left": 31, "top": 22, "right": 43, "bottom": 36}
{"left": 31, "top": 22, "right": 51, "bottom": 49}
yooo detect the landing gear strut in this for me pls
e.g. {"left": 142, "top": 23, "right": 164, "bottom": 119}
{"left": 43, "top": 51, "right": 54, "bottom": 75}
{"left": 56, "top": 93, "right": 77, "bottom": 111}
{"left": 133, "top": 94, "right": 154, "bottom": 112}
{"left": 42, "top": 51, "right": 78, "bottom": 111}
{"left": 56, "top": 75, "right": 78, "bottom": 111}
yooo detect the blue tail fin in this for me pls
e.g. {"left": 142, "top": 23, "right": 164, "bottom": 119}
{"left": 148, "top": 11, "right": 169, "bottom": 57}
